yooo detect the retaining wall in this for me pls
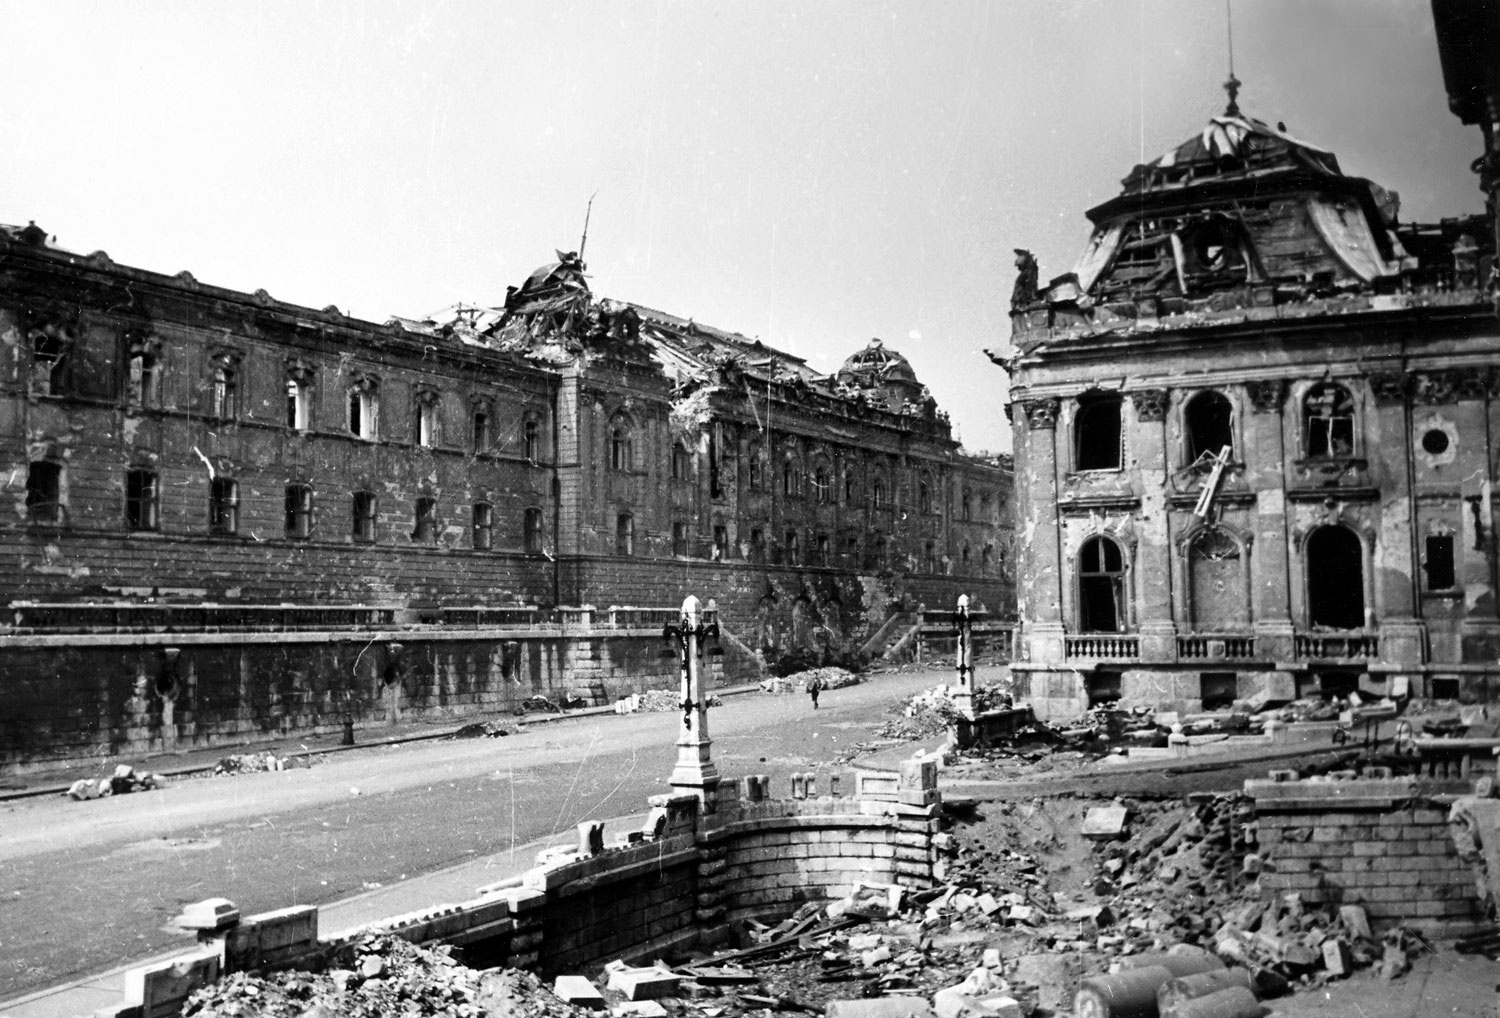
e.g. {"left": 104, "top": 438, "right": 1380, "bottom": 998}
{"left": 0, "top": 626, "right": 718, "bottom": 774}
{"left": 1248, "top": 777, "right": 1481, "bottom": 928}
{"left": 98, "top": 764, "right": 946, "bottom": 1018}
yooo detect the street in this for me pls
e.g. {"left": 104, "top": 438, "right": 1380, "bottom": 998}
{"left": 0, "top": 670, "right": 941, "bottom": 1000}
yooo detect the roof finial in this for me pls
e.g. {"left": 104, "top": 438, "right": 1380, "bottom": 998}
{"left": 1223, "top": 0, "right": 1241, "bottom": 116}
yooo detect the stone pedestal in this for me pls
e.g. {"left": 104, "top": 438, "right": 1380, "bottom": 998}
{"left": 1138, "top": 620, "right": 1179, "bottom": 663}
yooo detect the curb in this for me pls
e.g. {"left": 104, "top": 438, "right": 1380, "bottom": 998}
{"left": 0, "top": 682, "right": 770, "bottom": 804}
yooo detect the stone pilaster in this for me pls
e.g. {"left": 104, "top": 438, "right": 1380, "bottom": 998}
{"left": 1131, "top": 389, "right": 1176, "bottom": 661}
{"left": 1246, "top": 379, "right": 1294, "bottom": 659}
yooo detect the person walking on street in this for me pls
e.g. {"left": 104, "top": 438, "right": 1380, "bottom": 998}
{"left": 807, "top": 673, "right": 822, "bottom": 710}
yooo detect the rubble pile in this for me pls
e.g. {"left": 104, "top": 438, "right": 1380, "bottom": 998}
{"left": 66, "top": 764, "right": 167, "bottom": 801}
{"left": 213, "top": 752, "right": 304, "bottom": 774}
{"left": 183, "top": 934, "right": 588, "bottom": 1018}
{"left": 874, "top": 684, "right": 1011, "bottom": 741}
{"left": 618, "top": 689, "right": 726, "bottom": 713}
{"left": 759, "top": 668, "right": 862, "bottom": 695}
{"left": 452, "top": 721, "right": 519, "bottom": 739}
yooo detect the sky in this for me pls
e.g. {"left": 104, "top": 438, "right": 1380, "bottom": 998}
{"left": 1, "top": 1, "right": 1483, "bottom": 455}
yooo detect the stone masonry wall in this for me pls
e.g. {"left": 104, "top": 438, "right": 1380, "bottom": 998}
{"left": 0, "top": 628, "right": 716, "bottom": 773}
{"left": 98, "top": 772, "right": 947, "bottom": 1018}
{"left": 1248, "top": 778, "right": 1480, "bottom": 928}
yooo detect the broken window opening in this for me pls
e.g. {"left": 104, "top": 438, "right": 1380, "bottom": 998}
{"left": 713, "top": 525, "right": 728, "bottom": 561}
{"left": 672, "top": 521, "right": 689, "bottom": 557}
{"left": 615, "top": 513, "right": 635, "bottom": 556}
{"left": 472, "top": 406, "right": 492, "bottom": 453}
{"left": 747, "top": 442, "right": 763, "bottom": 491}
{"left": 1306, "top": 525, "right": 1365, "bottom": 629}
{"left": 870, "top": 534, "right": 887, "bottom": 570}
{"left": 523, "top": 417, "right": 540, "bottom": 462}
{"left": 961, "top": 488, "right": 973, "bottom": 521}
{"left": 924, "top": 541, "right": 938, "bottom": 573}
{"left": 872, "top": 478, "right": 886, "bottom": 508}
{"left": 671, "top": 445, "right": 691, "bottom": 481}
{"left": 844, "top": 469, "right": 855, "bottom": 504}
{"left": 1304, "top": 383, "right": 1356, "bottom": 458}
{"left": 981, "top": 545, "right": 994, "bottom": 574}
{"left": 1074, "top": 392, "right": 1124, "bottom": 471}
{"left": 413, "top": 497, "right": 438, "bottom": 544}
{"left": 784, "top": 530, "right": 800, "bottom": 566}
{"left": 126, "top": 342, "right": 161, "bottom": 409}
{"left": 610, "top": 421, "right": 634, "bottom": 472}
{"left": 918, "top": 475, "right": 933, "bottom": 514}
{"left": 781, "top": 458, "right": 800, "bottom": 498}
{"left": 209, "top": 478, "right": 238, "bottom": 536}
{"left": 416, "top": 393, "right": 438, "bottom": 448}
{"left": 1086, "top": 671, "right": 1122, "bottom": 707}
{"left": 961, "top": 545, "right": 971, "bottom": 570}
{"left": 212, "top": 365, "right": 239, "bottom": 421}
{"left": 1200, "top": 672, "right": 1238, "bottom": 711}
{"left": 1425, "top": 534, "right": 1456, "bottom": 591}
{"left": 1185, "top": 391, "right": 1234, "bottom": 464}
{"left": 816, "top": 533, "right": 831, "bottom": 566}
{"left": 1078, "top": 535, "right": 1127, "bottom": 633}
{"left": 749, "top": 527, "right": 765, "bottom": 564}
{"left": 349, "top": 381, "right": 379, "bottom": 440}
{"left": 524, "top": 507, "right": 544, "bottom": 553}
{"left": 813, "top": 465, "right": 831, "bottom": 504}
{"left": 286, "top": 379, "right": 311, "bottom": 431}
{"left": 352, "top": 491, "right": 377, "bottom": 544}
{"left": 845, "top": 534, "right": 860, "bottom": 565}
{"left": 30, "top": 329, "right": 70, "bottom": 396}
{"left": 708, "top": 429, "right": 723, "bottom": 499}
{"left": 285, "top": 483, "right": 313, "bottom": 539}
{"left": 26, "top": 461, "right": 62, "bottom": 524}
{"left": 472, "top": 503, "right": 493, "bottom": 551}
{"left": 125, "top": 469, "right": 159, "bottom": 532}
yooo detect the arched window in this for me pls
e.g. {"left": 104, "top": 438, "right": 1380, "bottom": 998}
{"left": 961, "top": 488, "right": 973, "bottom": 521}
{"left": 1307, "top": 525, "right": 1364, "bottom": 629}
{"left": 523, "top": 417, "right": 540, "bottom": 462}
{"left": 615, "top": 513, "right": 635, "bottom": 556}
{"left": 1185, "top": 391, "right": 1233, "bottom": 464}
{"left": 672, "top": 521, "right": 689, "bottom": 557}
{"left": 609, "top": 417, "right": 634, "bottom": 471}
{"left": 784, "top": 530, "right": 800, "bottom": 565}
{"left": 1304, "top": 383, "right": 1355, "bottom": 458}
{"left": 1078, "top": 535, "right": 1127, "bottom": 632}
{"left": 924, "top": 541, "right": 937, "bottom": 573}
{"left": 671, "top": 445, "right": 691, "bottom": 481}
{"left": 472, "top": 503, "right": 493, "bottom": 550}
{"left": 1074, "top": 391, "right": 1123, "bottom": 471}
{"left": 872, "top": 478, "right": 886, "bottom": 508}
{"left": 918, "top": 474, "right": 933, "bottom": 514}
{"left": 981, "top": 545, "right": 994, "bottom": 574}
{"left": 844, "top": 469, "right": 856, "bottom": 503}
{"left": 961, "top": 544, "right": 971, "bottom": 570}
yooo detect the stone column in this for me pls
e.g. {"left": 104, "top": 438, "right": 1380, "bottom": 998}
{"left": 1015, "top": 398, "right": 1064, "bottom": 664}
{"left": 952, "top": 594, "right": 975, "bottom": 719}
{"left": 1245, "top": 379, "right": 1295, "bottom": 662}
{"left": 1131, "top": 389, "right": 1177, "bottom": 662}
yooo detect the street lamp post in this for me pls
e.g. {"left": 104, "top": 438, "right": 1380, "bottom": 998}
{"left": 664, "top": 594, "right": 721, "bottom": 805}
{"left": 953, "top": 594, "right": 976, "bottom": 721}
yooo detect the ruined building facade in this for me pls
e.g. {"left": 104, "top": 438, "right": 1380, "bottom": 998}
{"left": 996, "top": 93, "right": 1499, "bottom": 717}
{"left": 0, "top": 225, "right": 1011, "bottom": 769}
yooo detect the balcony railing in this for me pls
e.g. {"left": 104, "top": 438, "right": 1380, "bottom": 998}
{"left": 1178, "top": 635, "right": 1257, "bottom": 660}
{"left": 1065, "top": 634, "right": 1139, "bottom": 660}
{"left": 1295, "top": 633, "right": 1380, "bottom": 660}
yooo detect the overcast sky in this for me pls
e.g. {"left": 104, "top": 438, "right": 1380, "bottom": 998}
{"left": 1, "top": 1, "right": 1482, "bottom": 454}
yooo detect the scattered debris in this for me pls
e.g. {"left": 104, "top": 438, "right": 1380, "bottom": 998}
{"left": 66, "top": 764, "right": 167, "bottom": 801}
{"left": 452, "top": 720, "right": 519, "bottom": 739}
{"left": 214, "top": 752, "right": 304, "bottom": 775}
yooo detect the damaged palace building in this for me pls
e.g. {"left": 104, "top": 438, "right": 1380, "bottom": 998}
{"left": 995, "top": 73, "right": 1499, "bottom": 718}
{"left": 0, "top": 229, "right": 1012, "bottom": 770}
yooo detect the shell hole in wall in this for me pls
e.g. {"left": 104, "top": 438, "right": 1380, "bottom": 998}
{"left": 1421, "top": 429, "right": 1451, "bottom": 456}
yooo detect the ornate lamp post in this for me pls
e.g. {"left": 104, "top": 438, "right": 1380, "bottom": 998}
{"left": 664, "top": 595, "right": 721, "bottom": 803}
{"left": 952, "top": 594, "right": 976, "bottom": 720}
{"left": 1432, "top": 0, "right": 1500, "bottom": 316}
